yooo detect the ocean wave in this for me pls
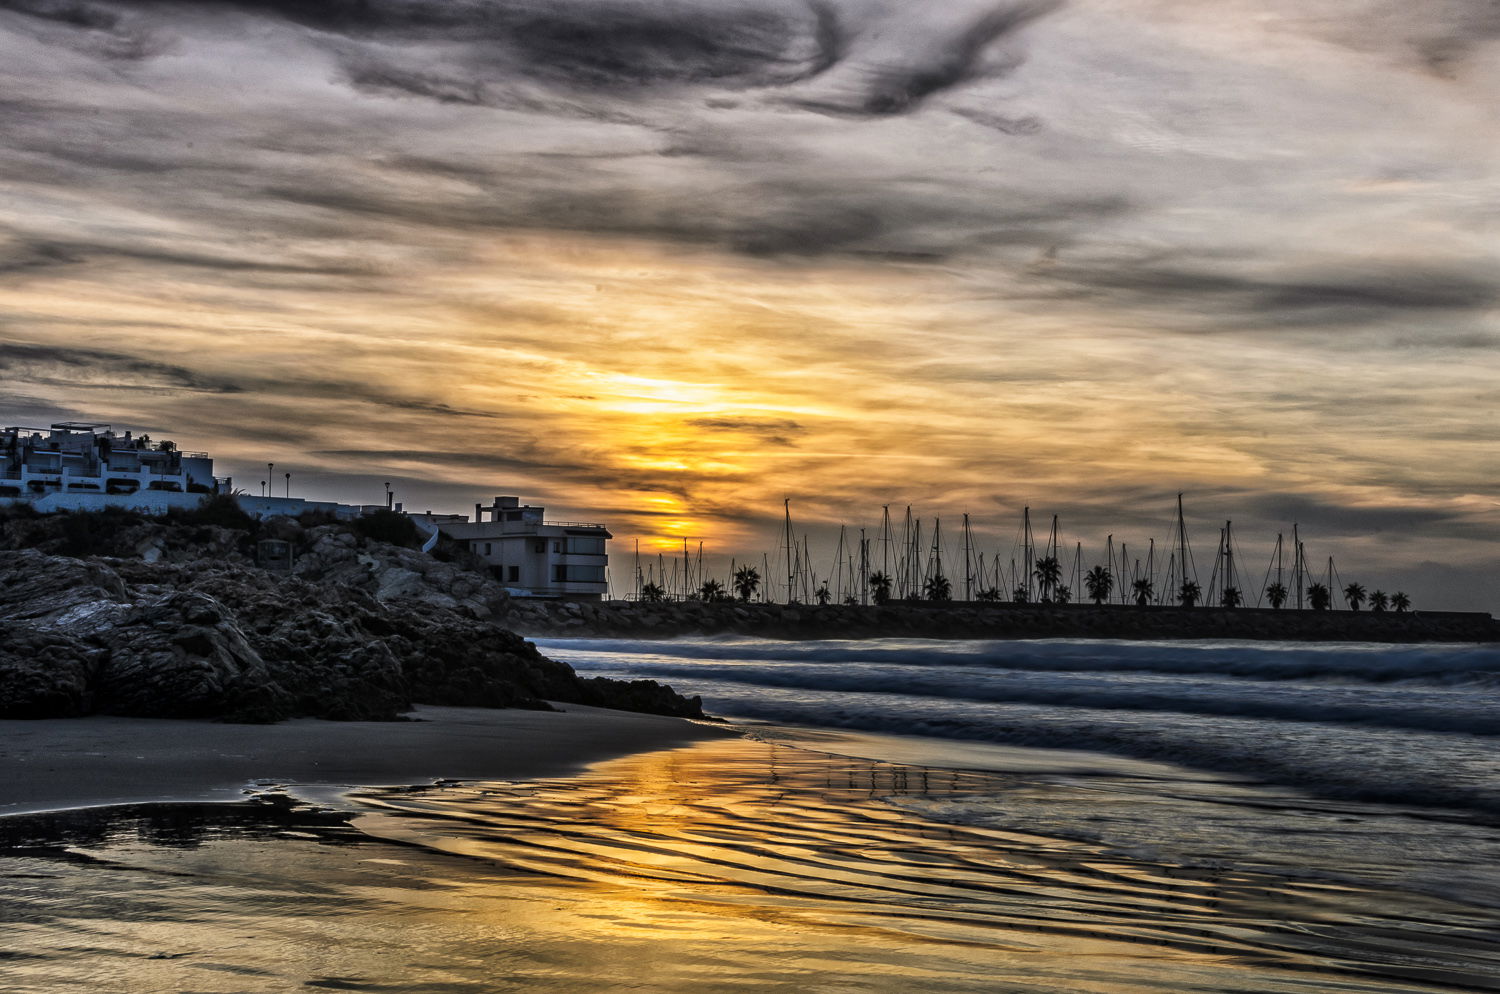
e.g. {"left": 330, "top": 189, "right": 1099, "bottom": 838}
{"left": 549, "top": 655, "right": 1500, "bottom": 736}
{"left": 576, "top": 676, "right": 1500, "bottom": 819}
{"left": 538, "top": 636, "right": 1500, "bottom": 686}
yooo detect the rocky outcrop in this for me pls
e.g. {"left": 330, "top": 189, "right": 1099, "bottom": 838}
{"left": 0, "top": 546, "right": 701, "bottom": 723}
{"left": 0, "top": 622, "right": 98, "bottom": 719}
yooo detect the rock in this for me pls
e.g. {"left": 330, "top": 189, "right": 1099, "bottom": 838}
{"left": 0, "top": 622, "right": 98, "bottom": 718}
{"left": 0, "top": 540, "right": 705, "bottom": 724}
{"left": 0, "top": 549, "right": 129, "bottom": 632}
{"left": 92, "top": 591, "right": 291, "bottom": 721}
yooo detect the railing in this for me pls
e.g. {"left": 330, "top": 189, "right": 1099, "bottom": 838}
{"left": 544, "top": 520, "right": 608, "bottom": 529}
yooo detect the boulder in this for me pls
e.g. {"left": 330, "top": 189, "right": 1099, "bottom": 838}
{"left": 0, "top": 622, "right": 98, "bottom": 718}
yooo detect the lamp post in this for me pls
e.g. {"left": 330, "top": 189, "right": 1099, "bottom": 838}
{"left": 285, "top": 472, "right": 291, "bottom": 498}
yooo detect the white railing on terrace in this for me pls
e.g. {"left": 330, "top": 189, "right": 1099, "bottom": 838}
{"left": 544, "top": 519, "right": 608, "bottom": 529}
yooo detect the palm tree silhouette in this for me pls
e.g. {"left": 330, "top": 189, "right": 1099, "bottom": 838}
{"left": 868, "top": 571, "right": 892, "bottom": 605}
{"left": 1054, "top": 584, "right": 1072, "bottom": 605}
{"left": 698, "top": 578, "right": 727, "bottom": 602}
{"left": 1307, "top": 582, "right": 1331, "bottom": 611}
{"left": 1131, "top": 577, "right": 1153, "bottom": 606}
{"left": 640, "top": 582, "right": 665, "bottom": 603}
{"left": 1033, "top": 556, "right": 1062, "bottom": 603}
{"left": 1012, "top": 585, "right": 1030, "bottom": 605}
{"left": 815, "top": 583, "right": 832, "bottom": 605}
{"left": 1343, "top": 582, "right": 1366, "bottom": 611}
{"left": 1084, "top": 566, "right": 1113, "bottom": 605}
{"left": 1266, "top": 582, "right": 1287, "bottom": 609}
{"left": 1220, "top": 586, "right": 1241, "bottom": 609}
{"left": 1368, "top": 590, "right": 1388, "bottom": 612}
{"left": 1392, "top": 591, "right": 1411, "bottom": 613}
{"left": 976, "top": 587, "right": 1002, "bottom": 602}
{"left": 732, "top": 565, "right": 761, "bottom": 602}
{"left": 924, "top": 573, "right": 952, "bottom": 602}
{"left": 1179, "top": 580, "right": 1201, "bottom": 608}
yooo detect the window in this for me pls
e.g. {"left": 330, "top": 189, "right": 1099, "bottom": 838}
{"left": 534, "top": 540, "right": 546, "bottom": 554}
{"left": 505, "top": 511, "right": 522, "bottom": 521}
{"left": 565, "top": 537, "right": 606, "bottom": 555}
{"left": 484, "top": 543, "right": 492, "bottom": 556}
{"left": 507, "top": 566, "right": 520, "bottom": 582}
{"left": 553, "top": 541, "right": 563, "bottom": 554}
{"left": 553, "top": 564, "right": 606, "bottom": 584}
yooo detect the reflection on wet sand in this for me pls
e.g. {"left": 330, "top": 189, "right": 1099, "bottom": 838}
{"left": 4, "top": 738, "right": 1499, "bottom": 993}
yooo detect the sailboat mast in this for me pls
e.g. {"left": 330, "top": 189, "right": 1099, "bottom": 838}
{"left": 783, "top": 499, "right": 794, "bottom": 603}
{"left": 1293, "top": 524, "right": 1302, "bottom": 609}
{"left": 881, "top": 505, "right": 891, "bottom": 588}
{"left": 962, "top": 513, "right": 973, "bottom": 601}
{"left": 1023, "top": 507, "right": 1034, "bottom": 601}
{"left": 859, "top": 528, "right": 868, "bottom": 606}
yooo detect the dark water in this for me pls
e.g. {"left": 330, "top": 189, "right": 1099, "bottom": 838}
{"left": 4, "top": 636, "right": 1500, "bottom": 992}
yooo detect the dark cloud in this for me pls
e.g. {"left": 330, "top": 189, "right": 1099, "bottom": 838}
{"left": 168, "top": 0, "right": 839, "bottom": 91}
{"left": 787, "top": 0, "right": 1060, "bottom": 116}
{"left": 1232, "top": 492, "right": 1491, "bottom": 543}
{"left": 0, "top": 340, "right": 243, "bottom": 393}
{"left": 687, "top": 416, "right": 806, "bottom": 446}
{"left": 14, "top": 0, "right": 1060, "bottom": 117}
{"left": 0, "top": 235, "right": 375, "bottom": 281}
{"left": 257, "top": 168, "right": 1126, "bottom": 262}
{"left": 313, "top": 445, "right": 738, "bottom": 502}
{"left": 1037, "top": 259, "right": 1500, "bottom": 323}
{"left": 0, "top": 340, "right": 515, "bottom": 420}
{"left": 1, "top": 0, "right": 167, "bottom": 59}
{"left": 0, "top": 239, "right": 82, "bottom": 275}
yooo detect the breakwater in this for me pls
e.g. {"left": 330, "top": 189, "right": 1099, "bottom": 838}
{"left": 499, "top": 598, "right": 1499, "bottom": 643}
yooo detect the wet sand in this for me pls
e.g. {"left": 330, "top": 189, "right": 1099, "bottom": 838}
{"left": 5, "top": 734, "right": 1499, "bottom": 993}
{"left": 0, "top": 704, "right": 734, "bottom": 816}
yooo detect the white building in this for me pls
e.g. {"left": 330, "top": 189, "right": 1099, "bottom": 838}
{"left": 3, "top": 422, "right": 613, "bottom": 599}
{"left": 414, "top": 496, "right": 611, "bottom": 601}
{"left": 1, "top": 422, "right": 224, "bottom": 502}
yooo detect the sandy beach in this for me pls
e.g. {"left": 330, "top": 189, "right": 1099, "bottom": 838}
{"left": 0, "top": 704, "right": 733, "bottom": 816}
{"left": 4, "top": 636, "right": 1500, "bottom": 993}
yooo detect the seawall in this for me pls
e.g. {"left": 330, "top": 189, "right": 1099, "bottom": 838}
{"left": 497, "top": 599, "right": 1500, "bottom": 643}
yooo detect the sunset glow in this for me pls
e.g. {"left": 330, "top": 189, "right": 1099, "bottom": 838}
{"left": 1, "top": 0, "right": 1496, "bottom": 606}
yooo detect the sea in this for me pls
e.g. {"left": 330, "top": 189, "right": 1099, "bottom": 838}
{"left": 5, "top": 636, "right": 1500, "bottom": 993}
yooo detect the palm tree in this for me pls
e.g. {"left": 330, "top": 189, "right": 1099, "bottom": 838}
{"left": 976, "top": 587, "right": 1002, "bottom": 602}
{"left": 698, "top": 579, "right": 727, "bottom": 602}
{"left": 1054, "top": 585, "right": 1072, "bottom": 605}
{"left": 1132, "top": 577, "right": 1153, "bottom": 606}
{"left": 868, "top": 571, "right": 892, "bottom": 605}
{"left": 732, "top": 565, "right": 761, "bottom": 602}
{"left": 1084, "top": 566, "right": 1113, "bottom": 605}
{"left": 1266, "top": 582, "right": 1287, "bottom": 610}
{"left": 1221, "top": 586, "right": 1241, "bottom": 609}
{"left": 1012, "top": 585, "right": 1030, "bottom": 604}
{"left": 924, "top": 573, "right": 952, "bottom": 602}
{"left": 1392, "top": 591, "right": 1411, "bottom": 613}
{"left": 815, "top": 583, "right": 832, "bottom": 605}
{"left": 640, "top": 582, "right": 665, "bottom": 603}
{"left": 1343, "top": 582, "right": 1366, "bottom": 612}
{"left": 1179, "top": 580, "right": 1200, "bottom": 608}
{"left": 1368, "top": 590, "right": 1388, "bottom": 613}
{"left": 1308, "top": 582, "right": 1331, "bottom": 611}
{"left": 1033, "top": 556, "right": 1062, "bottom": 603}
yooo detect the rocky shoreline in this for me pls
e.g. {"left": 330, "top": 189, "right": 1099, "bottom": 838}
{"left": 498, "top": 597, "right": 1500, "bottom": 643}
{"left": 0, "top": 505, "right": 700, "bottom": 723}
{"left": 3, "top": 503, "right": 1493, "bottom": 725}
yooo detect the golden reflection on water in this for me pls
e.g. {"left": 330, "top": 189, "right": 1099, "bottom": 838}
{"left": 3, "top": 738, "right": 1499, "bottom": 993}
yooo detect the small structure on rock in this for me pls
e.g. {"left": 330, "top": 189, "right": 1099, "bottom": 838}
{"left": 411, "top": 496, "right": 611, "bottom": 601}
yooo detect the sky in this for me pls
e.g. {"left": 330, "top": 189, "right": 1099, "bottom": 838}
{"left": 1, "top": 0, "right": 1497, "bottom": 608}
